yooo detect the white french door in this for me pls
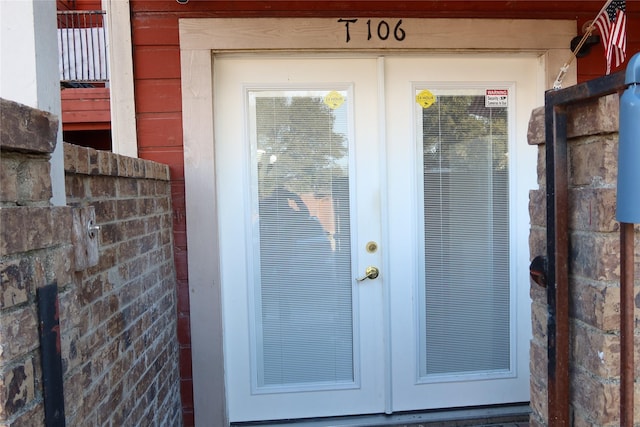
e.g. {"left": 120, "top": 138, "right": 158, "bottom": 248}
{"left": 385, "top": 57, "right": 535, "bottom": 411}
{"left": 214, "top": 55, "right": 537, "bottom": 423}
{"left": 215, "top": 57, "right": 386, "bottom": 422}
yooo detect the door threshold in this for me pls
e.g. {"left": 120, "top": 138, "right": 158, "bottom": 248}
{"left": 232, "top": 403, "right": 531, "bottom": 427}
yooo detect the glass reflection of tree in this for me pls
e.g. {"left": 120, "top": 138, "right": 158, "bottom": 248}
{"left": 422, "top": 96, "right": 508, "bottom": 171}
{"left": 422, "top": 95, "right": 510, "bottom": 375}
{"left": 255, "top": 95, "right": 353, "bottom": 386}
{"left": 256, "top": 96, "right": 347, "bottom": 199}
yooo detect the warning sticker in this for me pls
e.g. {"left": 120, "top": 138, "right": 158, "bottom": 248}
{"left": 416, "top": 89, "right": 436, "bottom": 109}
{"left": 485, "top": 89, "right": 508, "bottom": 108}
{"left": 324, "top": 91, "right": 345, "bottom": 109}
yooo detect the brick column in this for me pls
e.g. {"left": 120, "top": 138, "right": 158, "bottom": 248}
{"left": 0, "top": 98, "right": 69, "bottom": 425}
{"left": 528, "top": 94, "right": 639, "bottom": 427}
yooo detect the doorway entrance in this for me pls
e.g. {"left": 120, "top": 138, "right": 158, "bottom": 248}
{"left": 179, "top": 17, "right": 575, "bottom": 426}
{"left": 214, "top": 55, "right": 537, "bottom": 423}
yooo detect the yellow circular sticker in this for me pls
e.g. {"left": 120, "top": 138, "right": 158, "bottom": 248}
{"left": 416, "top": 89, "right": 436, "bottom": 109}
{"left": 324, "top": 91, "right": 345, "bottom": 110}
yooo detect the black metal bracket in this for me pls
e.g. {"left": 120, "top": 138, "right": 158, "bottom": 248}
{"left": 570, "top": 35, "right": 601, "bottom": 58}
{"left": 37, "top": 283, "right": 66, "bottom": 427}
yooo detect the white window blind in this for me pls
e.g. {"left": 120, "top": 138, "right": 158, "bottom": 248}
{"left": 250, "top": 91, "right": 354, "bottom": 389}
{"left": 419, "top": 90, "right": 511, "bottom": 377}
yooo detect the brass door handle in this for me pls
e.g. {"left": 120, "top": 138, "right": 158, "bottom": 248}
{"left": 356, "top": 266, "right": 379, "bottom": 282}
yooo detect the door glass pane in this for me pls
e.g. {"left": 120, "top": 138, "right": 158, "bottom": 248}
{"left": 248, "top": 90, "right": 354, "bottom": 389}
{"left": 418, "top": 88, "right": 510, "bottom": 377}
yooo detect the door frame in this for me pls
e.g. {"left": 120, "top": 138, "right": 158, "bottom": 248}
{"left": 179, "top": 17, "right": 576, "bottom": 426}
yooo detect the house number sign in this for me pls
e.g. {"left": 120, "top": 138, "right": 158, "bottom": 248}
{"left": 338, "top": 18, "right": 407, "bottom": 43}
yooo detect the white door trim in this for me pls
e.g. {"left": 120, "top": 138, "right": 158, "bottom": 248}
{"left": 179, "top": 17, "right": 576, "bottom": 426}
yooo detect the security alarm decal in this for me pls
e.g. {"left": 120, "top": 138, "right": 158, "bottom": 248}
{"left": 485, "top": 89, "right": 508, "bottom": 108}
{"left": 416, "top": 89, "right": 436, "bottom": 109}
{"left": 324, "top": 91, "right": 345, "bottom": 109}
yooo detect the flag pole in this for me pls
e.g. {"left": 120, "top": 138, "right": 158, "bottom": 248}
{"left": 553, "top": 0, "right": 614, "bottom": 89}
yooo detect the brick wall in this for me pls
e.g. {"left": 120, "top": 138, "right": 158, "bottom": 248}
{"left": 0, "top": 98, "right": 182, "bottom": 426}
{"left": 528, "top": 94, "right": 639, "bottom": 426}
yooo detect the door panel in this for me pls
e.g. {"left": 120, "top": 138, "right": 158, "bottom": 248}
{"left": 214, "top": 57, "right": 385, "bottom": 422}
{"left": 385, "top": 57, "right": 536, "bottom": 410}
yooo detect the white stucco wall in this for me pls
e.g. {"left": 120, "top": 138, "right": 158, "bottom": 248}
{"left": 1, "top": 0, "right": 65, "bottom": 205}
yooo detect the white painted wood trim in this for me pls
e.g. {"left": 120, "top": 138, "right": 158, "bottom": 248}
{"left": 104, "top": 0, "right": 138, "bottom": 157}
{"left": 180, "top": 48, "right": 228, "bottom": 425}
{"left": 179, "top": 17, "right": 577, "bottom": 89}
{"left": 179, "top": 17, "right": 577, "bottom": 426}
{"left": 180, "top": 18, "right": 574, "bottom": 52}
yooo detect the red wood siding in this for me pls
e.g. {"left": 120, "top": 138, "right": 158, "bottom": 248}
{"left": 132, "top": 15, "right": 180, "bottom": 46}
{"left": 60, "top": 87, "right": 111, "bottom": 131}
{"left": 129, "top": 2, "right": 640, "bottom": 425}
{"left": 134, "top": 46, "right": 182, "bottom": 79}
{"left": 137, "top": 113, "right": 183, "bottom": 148}
{"left": 57, "top": 0, "right": 103, "bottom": 12}
{"left": 135, "top": 80, "right": 183, "bottom": 113}
{"left": 129, "top": 0, "right": 637, "bottom": 19}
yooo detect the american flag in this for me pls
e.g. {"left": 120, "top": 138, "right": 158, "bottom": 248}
{"left": 594, "top": 0, "right": 627, "bottom": 74}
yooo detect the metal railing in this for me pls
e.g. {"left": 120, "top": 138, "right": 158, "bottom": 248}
{"left": 57, "top": 10, "right": 109, "bottom": 84}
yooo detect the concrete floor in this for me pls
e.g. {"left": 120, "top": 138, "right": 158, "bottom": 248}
{"left": 233, "top": 404, "right": 531, "bottom": 427}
